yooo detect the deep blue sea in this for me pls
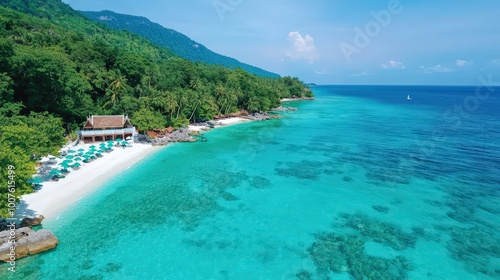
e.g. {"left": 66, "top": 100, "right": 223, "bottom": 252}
{"left": 2, "top": 85, "right": 499, "bottom": 279}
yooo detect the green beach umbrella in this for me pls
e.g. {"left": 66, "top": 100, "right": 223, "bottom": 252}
{"left": 78, "top": 148, "right": 85, "bottom": 152}
{"left": 49, "top": 169, "right": 61, "bottom": 175}
{"left": 73, "top": 157, "right": 83, "bottom": 161}
{"left": 71, "top": 162, "right": 81, "bottom": 168}
{"left": 28, "top": 177, "right": 43, "bottom": 184}
{"left": 96, "top": 152, "right": 103, "bottom": 157}
{"left": 67, "top": 150, "right": 76, "bottom": 154}
{"left": 61, "top": 159, "right": 73, "bottom": 165}
{"left": 59, "top": 162, "right": 70, "bottom": 169}
{"left": 65, "top": 155, "right": 74, "bottom": 160}
{"left": 89, "top": 145, "right": 96, "bottom": 149}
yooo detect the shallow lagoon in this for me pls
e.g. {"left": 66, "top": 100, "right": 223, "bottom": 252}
{"left": 3, "top": 86, "right": 499, "bottom": 279}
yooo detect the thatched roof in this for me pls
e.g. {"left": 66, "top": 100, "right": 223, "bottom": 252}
{"left": 84, "top": 115, "right": 132, "bottom": 129}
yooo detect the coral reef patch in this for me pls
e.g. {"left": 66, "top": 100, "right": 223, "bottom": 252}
{"left": 299, "top": 212, "right": 416, "bottom": 279}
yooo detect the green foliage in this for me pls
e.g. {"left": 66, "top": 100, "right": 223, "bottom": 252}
{"left": 81, "top": 10, "right": 280, "bottom": 78}
{"left": 0, "top": 111, "right": 65, "bottom": 217}
{"left": 132, "top": 107, "right": 166, "bottom": 132}
{"left": 0, "top": 4, "right": 310, "bottom": 125}
{"left": 0, "top": 72, "right": 14, "bottom": 101}
{"left": 0, "top": 145, "right": 35, "bottom": 217}
{"left": 0, "top": 1, "right": 311, "bottom": 217}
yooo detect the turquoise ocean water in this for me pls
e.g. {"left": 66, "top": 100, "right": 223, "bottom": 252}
{"left": 2, "top": 85, "right": 499, "bottom": 279}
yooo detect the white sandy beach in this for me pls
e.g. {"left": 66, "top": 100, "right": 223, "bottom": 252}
{"left": 281, "top": 98, "right": 307, "bottom": 102}
{"left": 21, "top": 143, "right": 159, "bottom": 219}
{"left": 21, "top": 117, "right": 252, "bottom": 220}
{"left": 188, "top": 117, "right": 251, "bottom": 132}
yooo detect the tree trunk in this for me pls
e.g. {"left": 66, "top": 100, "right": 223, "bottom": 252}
{"left": 189, "top": 100, "right": 201, "bottom": 122}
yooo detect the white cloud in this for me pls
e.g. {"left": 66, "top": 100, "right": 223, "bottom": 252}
{"left": 350, "top": 71, "right": 369, "bottom": 77}
{"left": 493, "top": 59, "right": 500, "bottom": 64}
{"left": 382, "top": 60, "right": 405, "bottom": 70}
{"left": 422, "top": 64, "right": 454, "bottom": 74}
{"left": 286, "top": 31, "right": 319, "bottom": 63}
{"left": 456, "top": 59, "right": 472, "bottom": 67}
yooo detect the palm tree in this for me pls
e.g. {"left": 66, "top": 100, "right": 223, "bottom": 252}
{"left": 189, "top": 77, "right": 202, "bottom": 91}
{"left": 105, "top": 70, "right": 127, "bottom": 107}
{"left": 164, "top": 90, "right": 178, "bottom": 119}
{"left": 215, "top": 84, "right": 226, "bottom": 115}
{"left": 148, "top": 90, "right": 167, "bottom": 113}
{"left": 175, "top": 89, "right": 188, "bottom": 119}
{"left": 218, "top": 88, "right": 238, "bottom": 116}
{"left": 188, "top": 88, "right": 211, "bottom": 122}
{"left": 246, "top": 96, "right": 259, "bottom": 112}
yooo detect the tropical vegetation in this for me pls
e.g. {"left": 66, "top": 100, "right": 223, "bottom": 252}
{"left": 81, "top": 10, "right": 281, "bottom": 78}
{"left": 0, "top": 0, "right": 312, "bottom": 217}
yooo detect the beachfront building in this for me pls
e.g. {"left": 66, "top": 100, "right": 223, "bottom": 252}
{"left": 78, "top": 115, "right": 136, "bottom": 143}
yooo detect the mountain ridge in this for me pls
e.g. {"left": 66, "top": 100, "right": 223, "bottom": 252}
{"left": 80, "top": 10, "right": 280, "bottom": 78}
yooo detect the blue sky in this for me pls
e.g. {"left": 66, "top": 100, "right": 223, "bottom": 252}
{"left": 64, "top": 0, "right": 500, "bottom": 85}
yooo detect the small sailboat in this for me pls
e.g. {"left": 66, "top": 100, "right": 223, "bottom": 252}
{"left": 407, "top": 94, "right": 412, "bottom": 101}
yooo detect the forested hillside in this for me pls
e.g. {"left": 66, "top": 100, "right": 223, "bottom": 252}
{"left": 0, "top": 1, "right": 311, "bottom": 217}
{"left": 82, "top": 10, "right": 281, "bottom": 78}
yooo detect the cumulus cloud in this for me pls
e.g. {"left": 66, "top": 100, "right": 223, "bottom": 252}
{"left": 456, "top": 59, "right": 472, "bottom": 67}
{"left": 350, "top": 71, "right": 369, "bottom": 77}
{"left": 382, "top": 60, "right": 405, "bottom": 70}
{"left": 286, "top": 31, "right": 319, "bottom": 63}
{"left": 421, "top": 64, "right": 454, "bottom": 74}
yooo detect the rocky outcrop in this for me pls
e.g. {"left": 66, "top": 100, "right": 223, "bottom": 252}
{"left": 151, "top": 127, "right": 196, "bottom": 146}
{"left": 282, "top": 96, "right": 314, "bottom": 101}
{"left": 0, "top": 227, "right": 58, "bottom": 262}
{"left": 271, "top": 106, "right": 298, "bottom": 111}
{"left": 19, "top": 215, "right": 44, "bottom": 228}
{"left": 244, "top": 111, "right": 271, "bottom": 121}
{"left": 0, "top": 219, "right": 9, "bottom": 232}
{"left": 169, "top": 127, "right": 196, "bottom": 142}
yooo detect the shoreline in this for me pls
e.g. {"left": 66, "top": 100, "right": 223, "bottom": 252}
{"left": 20, "top": 117, "right": 253, "bottom": 221}
{"left": 188, "top": 117, "right": 252, "bottom": 133}
{"left": 20, "top": 144, "right": 160, "bottom": 220}
{"left": 281, "top": 97, "right": 314, "bottom": 102}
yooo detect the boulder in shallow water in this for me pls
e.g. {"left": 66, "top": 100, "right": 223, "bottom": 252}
{"left": 0, "top": 227, "right": 58, "bottom": 262}
{"left": 20, "top": 215, "right": 45, "bottom": 228}
{"left": 26, "top": 229, "right": 58, "bottom": 254}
